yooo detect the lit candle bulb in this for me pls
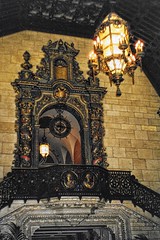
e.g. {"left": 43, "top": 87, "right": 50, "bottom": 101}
{"left": 89, "top": 51, "right": 97, "bottom": 63}
{"left": 119, "top": 33, "right": 126, "bottom": 45}
{"left": 135, "top": 40, "right": 144, "bottom": 53}
{"left": 97, "top": 36, "right": 100, "bottom": 45}
{"left": 93, "top": 40, "right": 97, "bottom": 46}
{"left": 95, "top": 36, "right": 102, "bottom": 49}
{"left": 119, "top": 33, "right": 128, "bottom": 50}
{"left": 128, "top": 54, "right": 135, "bottom": 64}
{"left": 93, "top": 40, "right": 97, "bottom": 51}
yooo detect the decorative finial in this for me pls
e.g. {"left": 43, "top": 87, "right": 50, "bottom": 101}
{"left": 21, "top": 51, "right": 32, "bottom": 71}
{"left": 18, "top": 51, "right": 34, "bottom": 80}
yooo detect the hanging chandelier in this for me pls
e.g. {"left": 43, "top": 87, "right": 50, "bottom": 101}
{"left": 88, "top": 12, "right": 144, "bottom": 96}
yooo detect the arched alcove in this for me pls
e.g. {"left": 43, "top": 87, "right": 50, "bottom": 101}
{"left": 39, "top": 106, "right": 83, "bottom": 165}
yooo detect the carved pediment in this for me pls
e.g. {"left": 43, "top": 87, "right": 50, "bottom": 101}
{"left": 35, "top": 39, "right": 85, "bottom": 84}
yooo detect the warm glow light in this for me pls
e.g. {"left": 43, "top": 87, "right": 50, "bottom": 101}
{"left": 97, "top": 36, "right": 100, "bottom": 44}
{"left": 119, "top": 33, "right": 126, "bottom": 43}
{"left": 128, "top": 54, "right": 136, "bottom": 64}
{"left": 119, "top": 33, "right": 128, "bottom": 50}
{"left": 93, "top": 36, "right": 103, "bottom": 54}
{"left": 108, "top": 59, "right": 126, "bottom": 74}
{"left": 135, "top": 40, "right": 144, "bottom": 53}
{"left": 40, "top": 143, "right": 49, "bottom": 158}
{"left": 89, "top": 51, "right": 97, "bottom": 61}
{"left": 88, "top": 12, "right": 144, "bottom": 96}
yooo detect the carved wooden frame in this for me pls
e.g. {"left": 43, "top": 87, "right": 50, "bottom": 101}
{"left": 12, "top": 39, "right": 107, "bottom": 168}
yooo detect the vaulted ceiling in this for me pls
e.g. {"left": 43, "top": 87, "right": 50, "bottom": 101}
{"left": 1, "top": 0, "right": 160, "bottom": 95}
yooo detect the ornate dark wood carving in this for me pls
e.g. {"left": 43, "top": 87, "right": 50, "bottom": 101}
{"left": 4, "top": 39, "right": 159, "bottom": 221}
{"left": 0, "top": 165, "right": 159, "bottom": 218}
{"left": 12, "top": 39, "right": 107, "bottom": 167}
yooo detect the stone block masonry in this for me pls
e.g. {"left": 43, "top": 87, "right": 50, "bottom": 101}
{"left": 0, "top": 31, "right": 159, "bottom": 193}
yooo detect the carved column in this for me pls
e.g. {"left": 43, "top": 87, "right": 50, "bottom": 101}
{"left": 89, "top": 104, "right": 103, "bottom": 164}
{"left": 33, "top": 124, "right": 40, "bottom": 167}
{"left": 83, "top": 127, "right": 92, "bottom": 164}
{"left": 12, "top": 51, "right": 36, "bottom": 168}
{"left": 19, "top": 101, "right": 33, "bottom": 167}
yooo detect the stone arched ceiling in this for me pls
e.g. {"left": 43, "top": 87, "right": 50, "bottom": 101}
{"left": 1, "top": 0, "right": 160, "bottom": 95}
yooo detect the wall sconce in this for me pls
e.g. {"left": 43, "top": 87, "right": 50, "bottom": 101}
{"left": 40, "top": 129, "right": 49, "bottom": 158}
{"left": 89, "top": 12, "right": 144, "bottom": 96}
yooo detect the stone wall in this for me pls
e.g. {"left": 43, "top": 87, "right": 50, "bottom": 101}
{"left": 0, "top": 31, "right": 159, "bottom": 192}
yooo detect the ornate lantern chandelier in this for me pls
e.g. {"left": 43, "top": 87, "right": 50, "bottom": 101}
{"left": 89, "top": 12, "right": 144, "bottom": 96}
